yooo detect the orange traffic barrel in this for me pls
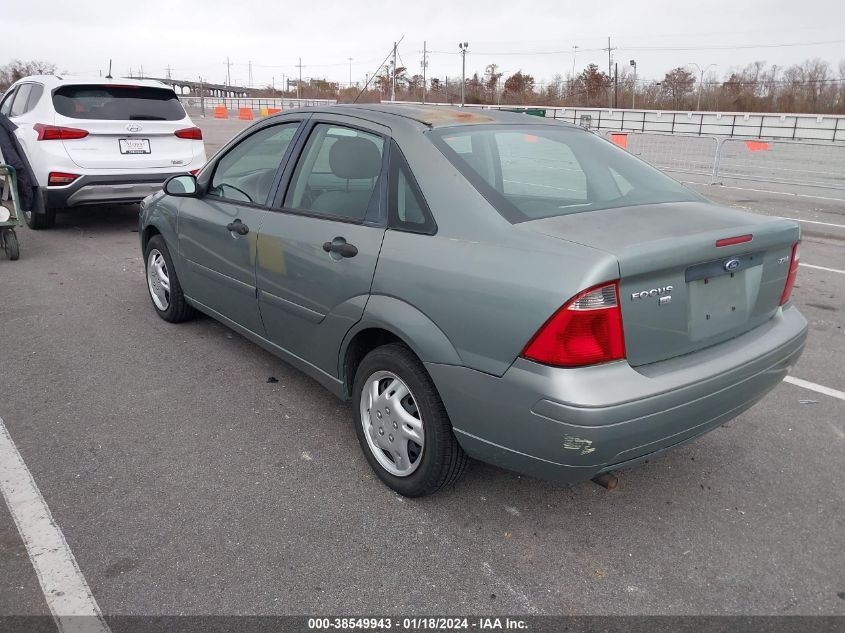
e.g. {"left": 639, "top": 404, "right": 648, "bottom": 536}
{"left": 213, "top": 106, "right": 228, "bottom": 119}
{"left": 238, "top": 108, "right": 254, "bottom": 120}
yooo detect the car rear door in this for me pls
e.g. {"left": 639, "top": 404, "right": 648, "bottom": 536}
{"left": 255, "top": 115, "right": 389, "bottom": 376}
{"left": 178, "top": 119, "right": 305, "bottom": 334}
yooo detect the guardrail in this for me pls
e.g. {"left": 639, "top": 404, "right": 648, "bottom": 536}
{"left": 179, "top": 96, "right": 336, "bottom": 113}
{"left": 605, "top": 131, "right": 845, "bottom": 190}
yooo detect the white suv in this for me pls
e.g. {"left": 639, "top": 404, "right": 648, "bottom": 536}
{"left": 0, "top": 75, "right": 206, "bottom": 229}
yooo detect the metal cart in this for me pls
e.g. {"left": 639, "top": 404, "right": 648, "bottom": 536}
{"left": 0, "top": 164, "right": 21, "bottom": 261}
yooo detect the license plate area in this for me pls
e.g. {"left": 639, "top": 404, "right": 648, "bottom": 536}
{"left": 688, "top": 268, "right": 760, "bottom": 341}
{"left": 119, "top": 138, "right": 151, "bottom": 154}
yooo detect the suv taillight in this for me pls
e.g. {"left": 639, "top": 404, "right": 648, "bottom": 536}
{"left": 522, "top": 281, "right": 626, "bottom": 367}
{"left": 48, "top": 172, "right": 81, "bottom": 186}
{"left": 779, "top": 242, "right": 801, "bottom": 305}
{"left": 34, "top": 123, "right": 89, "bottom": 141}
{"left": 174, "top": 127, "right": 203, "bottom": 140}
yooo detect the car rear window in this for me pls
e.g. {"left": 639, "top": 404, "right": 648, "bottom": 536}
{"left": 429, "top": 124, "right": 700, "bottom": 223}
{"left": 52, "top": 85, "right": 186, "bottom": 121}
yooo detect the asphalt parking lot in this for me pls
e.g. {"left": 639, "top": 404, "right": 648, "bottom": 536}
{"left": 1, "top": 115, "right": 844, "bottom": 620}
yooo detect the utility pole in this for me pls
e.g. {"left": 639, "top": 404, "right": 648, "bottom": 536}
{"left": 605, "top": 36, "right": 615, "bottom": 108}
{"left": 629, "top": 60, "right": 637, "bottom": 109}
{"left": 248, "top": 60, "right": 253, "bottom": 88}
{"left": 140, "top": 65, "right": 144, "bottom": 79}
{"left": 571, "top": 45, "right": 579, "bottom": 77}
{"left": 296, "top": 58, "right": 303, "bottom": 100}
{"left": 421, "top": 41, "right": 428, "bottom": 104}
{"left": 391, "top": 42, "right": 397, "bottom": 102}
{"left": 689, "top": 62, "right": 717, "bottom": 111}
{"left": 459, "top": 42, "right": 469, "bottom": 106}
{"left": 614, "top": 62, "right": 618, "bottom": 108}
{"left": 226, "top": 57, "right": 232, "bottom": 86}
{"left": 199, "top": 76, "right": 205, "bottom": 117}
{"left": 348, "top": 57, "right": 353, "bottom": 89}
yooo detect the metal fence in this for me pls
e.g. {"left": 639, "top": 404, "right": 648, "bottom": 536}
{"left": 553, "top": 107, "right": 845, "bottom": 143}
{"left": 177, "top": 97, "right": 845, "bottom": 143}
{"left": 605, "top": 131, "right": 845, "bottom": 190}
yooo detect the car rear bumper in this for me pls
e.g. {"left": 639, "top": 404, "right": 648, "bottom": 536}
{"left": 42, "top": 172, "right": 188, "bottom": 209}
{"left": 425, "top": 304, "right": 808, "bottom": 483}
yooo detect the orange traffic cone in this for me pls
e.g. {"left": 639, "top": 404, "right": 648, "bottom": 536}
{"left": 238, "top": 108, "right": 254, "bottom": 121}
{"left": 213, "top": 106, "right": 228, "bottom": 119}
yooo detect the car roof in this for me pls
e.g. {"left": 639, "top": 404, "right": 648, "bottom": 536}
{"left": 300, "top": 103, "right": 571, "bottom": 130}
{"left": 14, "top": 75, "right": 176, "bottom": 90}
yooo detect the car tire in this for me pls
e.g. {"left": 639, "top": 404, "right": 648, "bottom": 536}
{"left": 353, "top": 343, "right": 468, "bottom": 497}
{"left": 144, "top": 234, "right": 195, "bottom": 323}
{"left": 24, "top": 208, "right": 56, "bottom": 230}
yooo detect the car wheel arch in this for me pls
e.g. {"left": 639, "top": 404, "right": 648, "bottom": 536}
{"left": 339, "top": 295, "right": 463, "bottom": 398}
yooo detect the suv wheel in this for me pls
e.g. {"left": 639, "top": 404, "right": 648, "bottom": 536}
{"left": 144, "top": 235, "right": 195, "bottom": 323}
{"left": 353, "top": 344, "right": 467, "bottom": 497}
{"left": 24, "top": 208, "right": 56, "bottom": 230}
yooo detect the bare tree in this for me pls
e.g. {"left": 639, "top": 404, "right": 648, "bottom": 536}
{"left": 0, "top": 59, "right": 57, "bottom": 90}
{"left": 662, "top": 67, "right": 696, "bottom": 109}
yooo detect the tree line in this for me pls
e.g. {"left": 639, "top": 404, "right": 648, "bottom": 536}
{"left": 4, "top": 57, "right": 845, "bottom": 114}
{"left": 272, "top": 58, "right": 845, "bottom": 114}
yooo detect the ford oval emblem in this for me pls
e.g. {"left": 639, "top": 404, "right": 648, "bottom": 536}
{"left": 126, "top": 123, "right": 143, "bottom": 133}
{"left": 724, "top": 258, "right": 741, "bottom": 272}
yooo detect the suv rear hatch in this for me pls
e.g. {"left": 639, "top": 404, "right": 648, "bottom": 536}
{"left": 51, "top": 84, "right": 198, "bottom": 170}
{"left": 521, "top": 201, "right": 800, "bottom": 366}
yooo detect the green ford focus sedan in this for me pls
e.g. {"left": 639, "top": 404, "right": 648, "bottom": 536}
{"left": 139, "top": 105, "right": 807, "bottom": 497}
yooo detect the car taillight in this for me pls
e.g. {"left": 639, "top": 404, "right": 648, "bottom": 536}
{"left": 34, "top": 123, "right": 89, "bottom": 141}
{"left": 521, "top": 281, "right": 626, "bottom": 367}
{"left": 48, "top": 172, "right": 81, "bottom": 186}
{"left": 779, "top": 242, "right": 801, "bottom": 305}
{"left": 174, "top": 127, "right": 202, "bottom": 140}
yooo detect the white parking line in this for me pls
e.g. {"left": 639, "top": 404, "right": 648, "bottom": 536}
{"left": 784, "top": 377, "right": 845, "bottom": 402}
{"left": 801, "top": 263, "right": 845, "bottom": 274}
{"left": 684, "top": 181, "right": 845, "bottom": 204}
{"left": 0, "top": 417, "right": 111, "bottom": 633}
{"left": 788, "top": 218, "right": 845, "bottom": 230}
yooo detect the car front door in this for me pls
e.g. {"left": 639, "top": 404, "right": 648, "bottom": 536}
{"left": 256, "top": 117, "right": 389, "bottom": 376}
{"left": 177, "top": 120, "right": 304, "bottom": 334}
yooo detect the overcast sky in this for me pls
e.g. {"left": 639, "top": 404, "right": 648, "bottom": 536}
{"left": 3, "top": 0, "right": 844, "bottom": 88}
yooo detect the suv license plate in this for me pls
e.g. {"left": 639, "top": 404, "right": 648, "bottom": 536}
{"left": 119, "top": 138, "right": 151, "bottom": 154}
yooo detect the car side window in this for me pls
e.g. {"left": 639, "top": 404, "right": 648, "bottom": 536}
{"left": 283, "top": 124, "right": 384, "bottom": 222}
{"left": 208, "top": 122, "right": 299, "bottom": 205}
{"left": 9, "top": 84, "right": 33, "bottom": 117}
{"left": 24, "top": 84, "right": 44, "bottom": 113}
{"left": 388, "top": 141, "right": 436, "bottom": 234}
{"left": 0, "top": 88, "right": 17, "bottom": 116}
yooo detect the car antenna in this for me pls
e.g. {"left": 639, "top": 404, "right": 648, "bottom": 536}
{"left": 105, "top": 59, "right": 113, "bottom": 79}
{"left": 353, "top": 36, "right": 404, "bottom": 104}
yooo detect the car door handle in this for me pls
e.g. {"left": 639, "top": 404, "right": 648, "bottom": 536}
{"left": 322, "top": 237, "right": 358, "bottom": 258}
{"left": 226, "top": 219, "right": 249, "bottom": 235}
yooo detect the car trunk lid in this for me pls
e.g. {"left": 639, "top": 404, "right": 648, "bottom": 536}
{"left": 520, "top": 201, "right": 800, "bottom": 366}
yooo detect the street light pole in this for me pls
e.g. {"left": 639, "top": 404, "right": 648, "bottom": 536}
{"left": 348, "top": 57, "right": 352, "bottom": 89}
{"left": 629, "top": 59, "right": 637, "bottom": 109}
{"left": 459, "top": 42, "right": 468, "bottom": 106}
{"left": 689, "top": 62, "right": 717, "bottom": 111}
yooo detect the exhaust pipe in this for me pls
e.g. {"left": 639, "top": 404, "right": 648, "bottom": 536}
{"left": 592, "top": 472, "right": 618, "bottom": 490}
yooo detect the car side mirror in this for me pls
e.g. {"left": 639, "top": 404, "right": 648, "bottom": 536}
{"left": 164, "top": 174, "right": 198, "bottom": 197}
